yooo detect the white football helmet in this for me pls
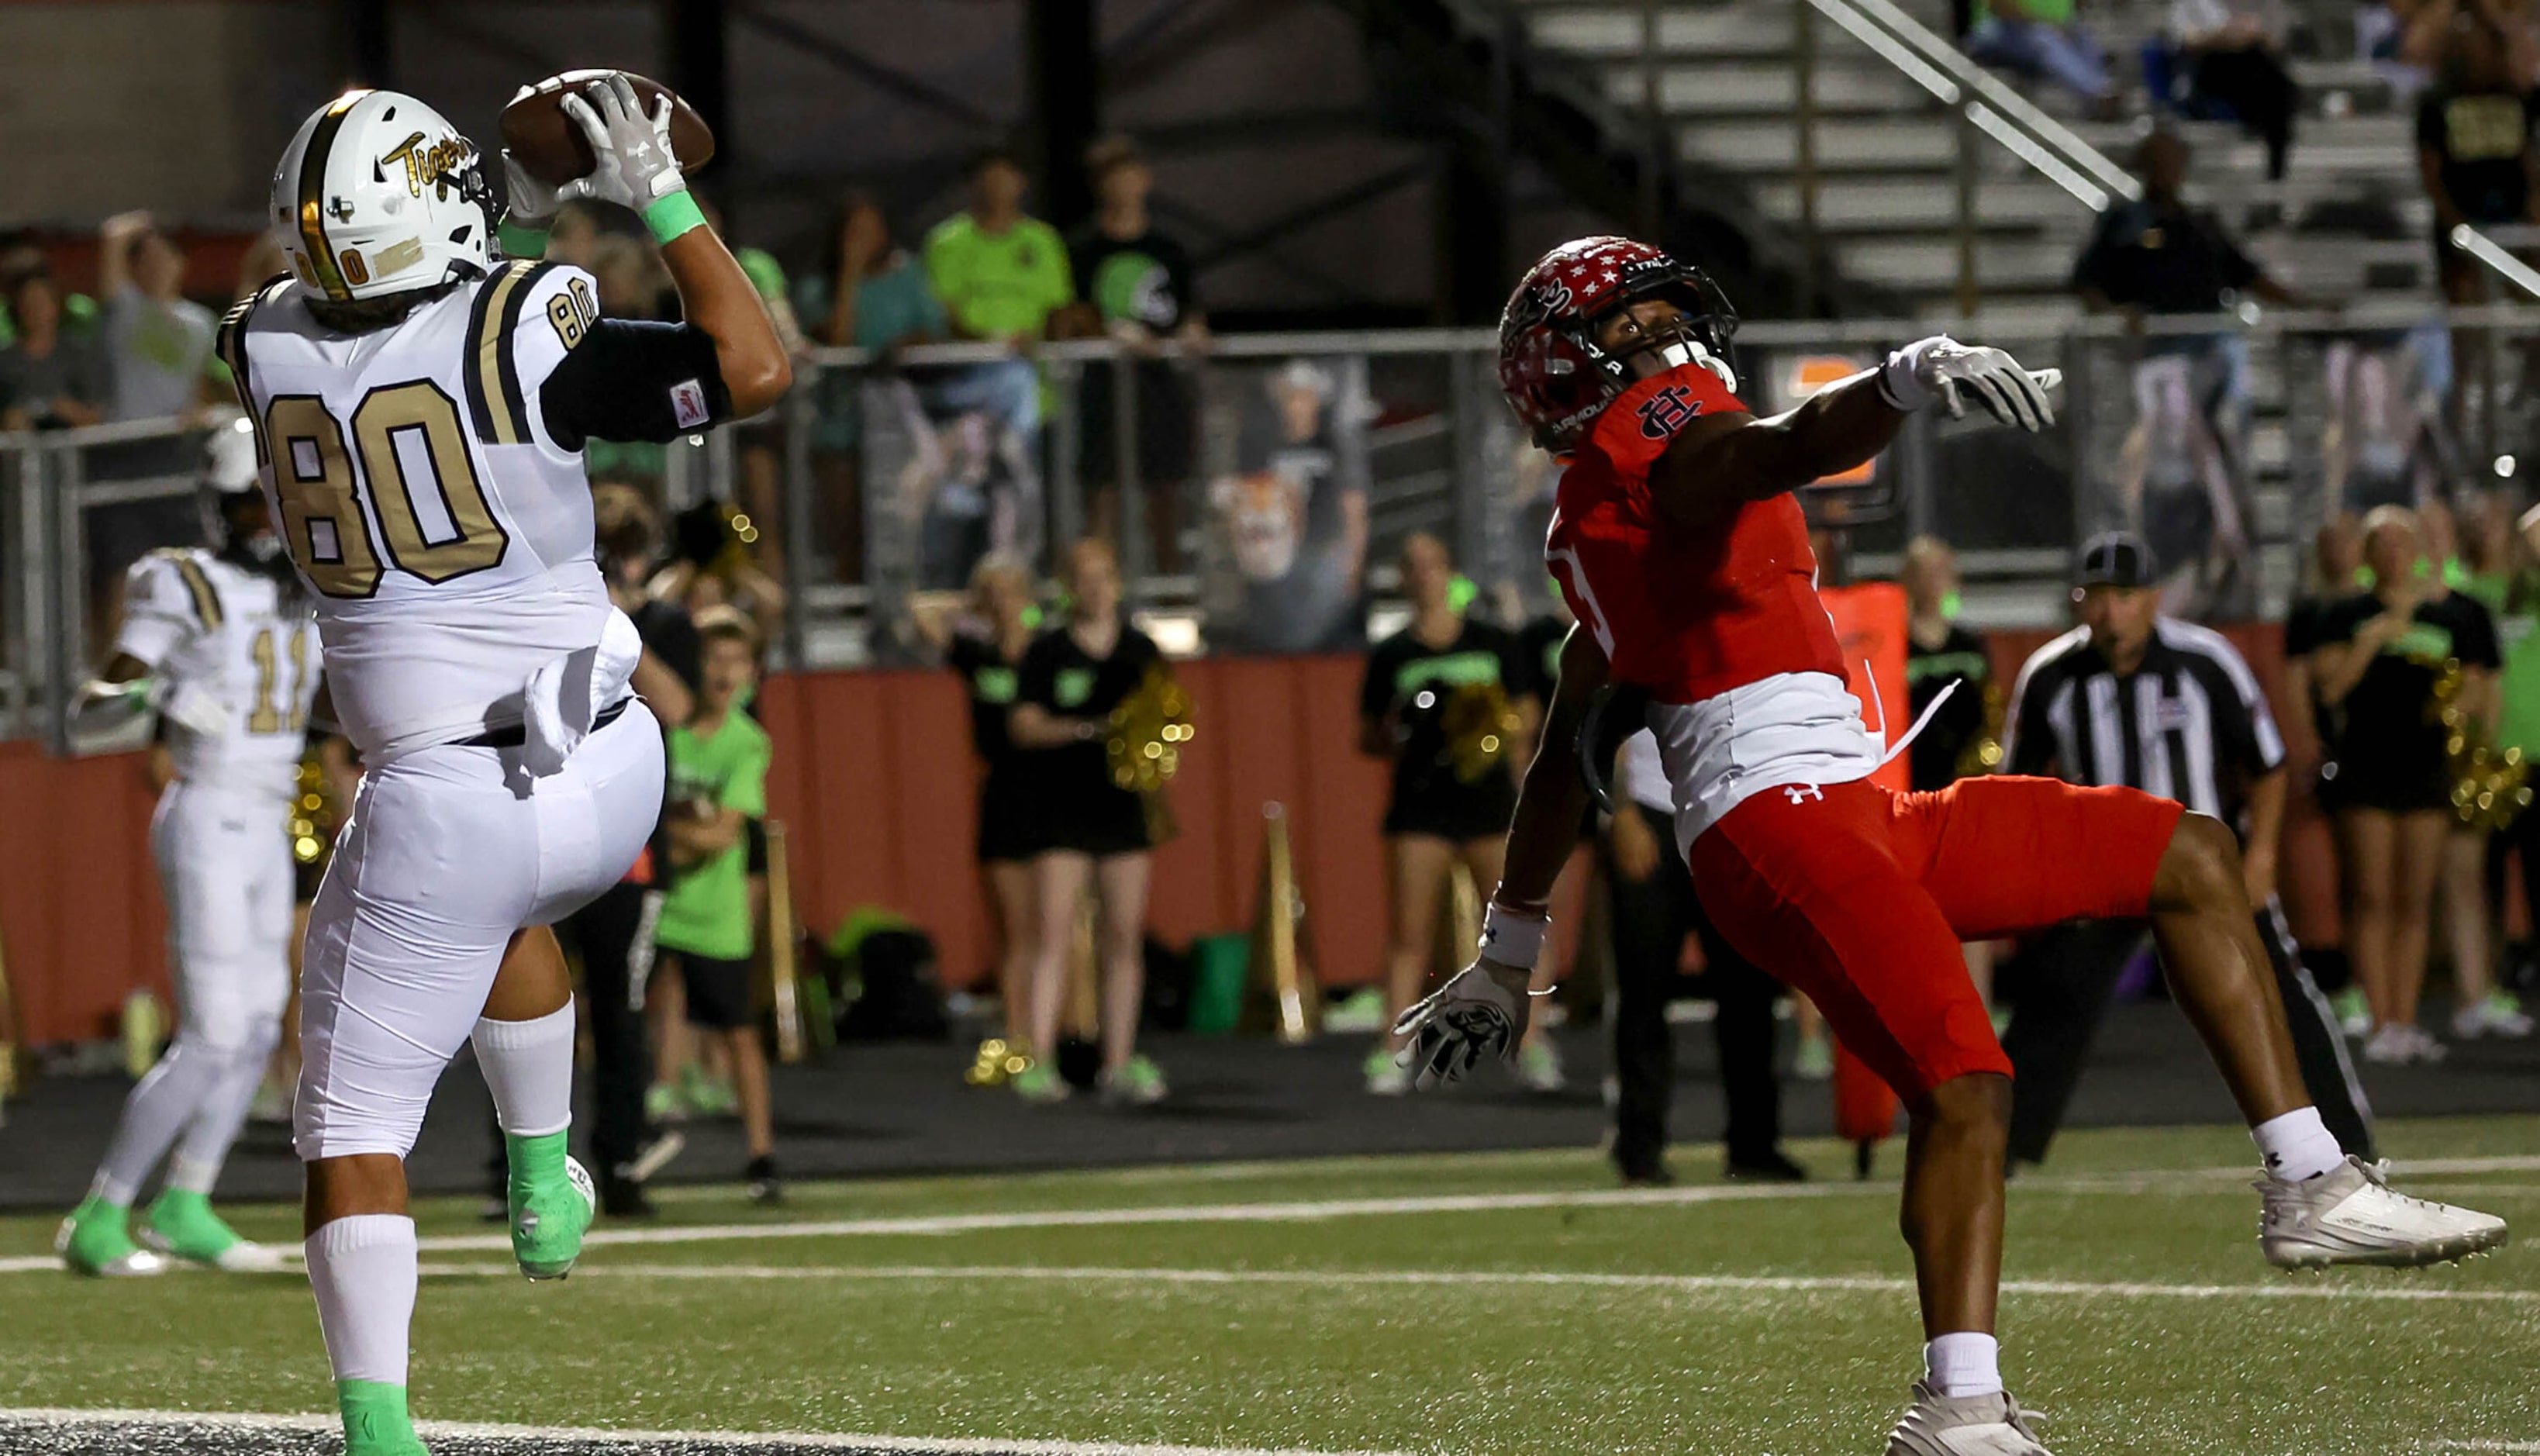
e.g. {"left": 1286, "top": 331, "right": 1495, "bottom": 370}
{"left": 270, "top": 88, "right": 493, "bottom": 304}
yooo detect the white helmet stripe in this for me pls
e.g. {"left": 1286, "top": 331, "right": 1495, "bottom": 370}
{"left": 295, "top": 89, "right": 371, "bottom": 302}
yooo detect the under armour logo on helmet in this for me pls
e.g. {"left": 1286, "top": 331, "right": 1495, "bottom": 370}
{"left": 1782, "top": 785, "right": 1824, "bottom": 806}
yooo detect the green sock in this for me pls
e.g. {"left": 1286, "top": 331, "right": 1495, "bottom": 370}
{"left": 504, "top": 1129, "right": 568, "bottom": 1197}
{"left": 336, "top": 1378, "right": 419, "bottom": 1454}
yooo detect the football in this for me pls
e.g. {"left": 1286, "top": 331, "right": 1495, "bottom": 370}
{"left": 497, "top": 71, "right": 716, "bottom": 188}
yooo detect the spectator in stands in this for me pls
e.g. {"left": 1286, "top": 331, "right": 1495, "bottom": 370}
{"left": 1070, "top": 135, "right": 1208, "bottom": 574}
{"left": 1207, "top": 360, "right": 1370, "bottom": 654}
{"left": 2073, "top": 130, "right": 2311, "bottom": 326}
{"left": 1965, "top": 0, "right": 2123, "bottom": 118}
{"left": 0, "top": 257, "right": 105, "bottom": 430}
{"left": 921, "top": 150, "right": 1072, "bottom": 571}
{"left": 1007, "top": 538, "right": 1171, "bottom": 1105}
{"left": 797, "top": 191, "right": 949, "bottom": 581}
{"left": 2167, "top": 0, "right": 2299, "bottom": 179}
{"left": 2074, "top": 129, "right": 2311, "bottom": 614}
{"left": 806, "top": 191, "right": 947, "bottom": 356}
{"left": 0, "top": 240, "right": 98, "bottom": 349}
{"left": 921, "top": 148, "right": 1071, "bottom": 443}
{"left": 96, "top": 212, "right": 220, "bottom": 425}
{"left": 2419, "top": 27, "right": 2540, "bottom": 308}
{"left": 2400, "top": 0, "right": 2540, "bottom": 90}
{"left": 2310, "top": 506, "right": 2500, "bottom": 1063}
{"left": 927, "top": 150, "right": 1076, "bottom": 347}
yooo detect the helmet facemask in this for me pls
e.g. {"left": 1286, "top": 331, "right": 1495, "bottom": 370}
{"left": 1578, "top": 272, "right": 1741, "bottom": 396}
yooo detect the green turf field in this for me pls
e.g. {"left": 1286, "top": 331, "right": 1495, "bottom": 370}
{"left": 2, "top": 1116, "right": 2535, "bottom": 1455}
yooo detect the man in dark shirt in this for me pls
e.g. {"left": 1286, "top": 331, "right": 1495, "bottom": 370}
{"left": 2070, "top": 129, "right": 2304, "bottom": 324}
{"left": 1070, "top": 135, "right": 1208, "bottom": 574}
{"left": 2071, "top": 129, "right": 2314, "bottom": 617}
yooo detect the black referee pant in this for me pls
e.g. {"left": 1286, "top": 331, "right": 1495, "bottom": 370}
{"left": 1605, "top": 802, "right": 1784, "bottom": 1173}
{"left": 2000, "top": 899, "right": 2373, "bottom": 1165}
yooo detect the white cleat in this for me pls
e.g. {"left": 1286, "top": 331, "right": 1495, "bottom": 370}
{"left": 208, "top": 1239, "right": 287, "bottom": 1273}
{"left": 2259, "top": 1155, "right": 2509, "bottom": 1269}
{"left": 1885, "top": 1379, "right": 2052, "bottom": 1455}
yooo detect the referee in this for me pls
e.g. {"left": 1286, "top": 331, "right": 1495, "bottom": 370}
{"left": 1998, "top": 533, "right": 2373, "bottom": 1166}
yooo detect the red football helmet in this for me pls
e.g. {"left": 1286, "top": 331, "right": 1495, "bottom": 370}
{"left": 1497, "top": 236, "right": 1740, "bottom": 453}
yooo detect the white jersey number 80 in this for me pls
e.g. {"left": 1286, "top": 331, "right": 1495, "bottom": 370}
{"left": 264, "top": 381, "right": 512, "bottom": 599}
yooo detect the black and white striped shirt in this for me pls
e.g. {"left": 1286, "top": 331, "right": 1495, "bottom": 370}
{"left": 2004, "top": 619, "right": 2286, "bottom": 823}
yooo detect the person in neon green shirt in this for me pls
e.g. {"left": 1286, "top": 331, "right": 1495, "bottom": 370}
{"left": 923, "top": 150, "right": 1075, "bottom": 344}
{"left": 654, "top": 607, "right": 783, "bottom": 1201}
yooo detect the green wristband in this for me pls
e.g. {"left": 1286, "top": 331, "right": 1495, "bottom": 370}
{"left": 643, "top": 189, "right": 707, "bottom": 247}
{"left": 496, "top": 219, "right": 550, "bottom": 260}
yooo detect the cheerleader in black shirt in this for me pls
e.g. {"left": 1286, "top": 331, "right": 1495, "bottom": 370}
{"left": 1358, "top": 533, "right": 1546, "bottom": 1095}
{"left": 2311, "top": 508, "right": 2501, "bottom": 1064}
{"left": 934, "top": 556, "right": 1042, "bottom": 1083}
{"left": 1007, "top": 540, "right": 1171, "bottom": 1105}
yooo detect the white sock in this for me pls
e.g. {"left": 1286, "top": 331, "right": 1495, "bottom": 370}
{"left": 1924, "top": 1331, "right": 2003, "bottom": 1399}
{"left": 165, "top": 1154, "right": 223, "bottom": 1196}
{"left": 304, "top": 1214, "right": 417, "bottom": 1385}
{"left": 2252, "top": 1106, "right": 2343, "bottom": 1182}
{"left": 471, "top": 1005, "right": 576, "bottom": 1137}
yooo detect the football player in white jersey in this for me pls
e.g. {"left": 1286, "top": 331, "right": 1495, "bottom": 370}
{"left": 55, "top": 418, "right": 317, "bottom": 1278}
{"left": 222, "top": 77, "right": 787, "bottom": 1454}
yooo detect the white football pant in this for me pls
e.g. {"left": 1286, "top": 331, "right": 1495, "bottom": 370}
{"left": 294, "top": 703, "right": 665, "bottom": 1161}
{"left": 91, "top": 781, "right": 296, "bottom": 1203}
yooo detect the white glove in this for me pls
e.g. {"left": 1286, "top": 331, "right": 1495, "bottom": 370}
{"left": 557, "top": 73, "right": 688, "bottom": 212}
{"left": 1879, "top": 336, "right": 2061, "bottom": 433}
{"left": 1390, "top": 958, "right": 1535, "bottom": 1090}
{"left": 499, "top": 143, "right": 563, "bottom": 229}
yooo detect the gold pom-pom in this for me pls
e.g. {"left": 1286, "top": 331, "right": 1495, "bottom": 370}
{"left": 1107, "top": 665, "right": 1195, "bottom": 793}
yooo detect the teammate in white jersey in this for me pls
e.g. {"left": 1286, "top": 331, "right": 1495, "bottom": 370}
{"left": 55, "top": 419, "right": 317, "bottom": 1278}
{"left": 223, "top": 77, "right": 787, "bottom": 1455}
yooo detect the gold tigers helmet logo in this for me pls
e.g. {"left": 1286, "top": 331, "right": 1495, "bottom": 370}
{"left": 378, "top": 131, "right": 474, "bottom": 201}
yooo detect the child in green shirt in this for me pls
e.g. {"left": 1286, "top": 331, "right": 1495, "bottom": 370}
{"left": 654, "top": 606, "right": 782, "bottom": 1201}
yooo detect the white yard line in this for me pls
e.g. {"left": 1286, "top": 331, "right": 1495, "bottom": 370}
{"left": 413, "top": 1182, "right": 1904, "bottom": 1254}
{"left": 4, "top": 1158, "right": 2529, "bottom": 1268}
{"left": 389, "top": 1260, "right": 2540, "bottom": 1305}
{"left": 0, "top": 1407, "right": 1399, "bottom": 1455}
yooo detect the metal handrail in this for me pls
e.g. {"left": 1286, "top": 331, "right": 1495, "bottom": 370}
{"left": 1793, "top": 0, "right": 2141, "bottom": 313}
{"left": 802, "top": 303, "right": 2533, "bottom": 373}
{"left": 2452, "top": 225, "right": 2540, "bottom": 302}
{"left": 1830, "top": 0, "right": 2138, "bottom": 201}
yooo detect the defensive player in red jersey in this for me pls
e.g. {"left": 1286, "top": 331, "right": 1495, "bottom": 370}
{"left": 1396, "top": 238, "right": 2506, "bottom": 1456}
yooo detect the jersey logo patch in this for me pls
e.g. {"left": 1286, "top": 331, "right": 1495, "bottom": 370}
{"left": 670, "top": 378, "right": 710, "bottom": 430}
{"left": 1637, "top": 384, "right": 1702, "bottom": 441}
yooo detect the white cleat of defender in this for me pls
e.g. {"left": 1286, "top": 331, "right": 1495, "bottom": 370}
{"left": 2259, "top": 1156, "right": 2509, "bottom": 1269}
{"left": 1885, "top": 1380, "right": 2053, "bottom": 1456}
